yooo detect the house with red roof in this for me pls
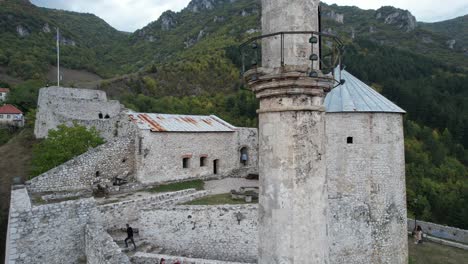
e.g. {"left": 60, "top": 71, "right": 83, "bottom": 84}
{"left": 0, "top": 104, "right": 24, "bottom": 127}
{"left": 0, "top": 88, "right": 10, "bottom": 102}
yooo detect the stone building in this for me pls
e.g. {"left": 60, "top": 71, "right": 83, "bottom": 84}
{"left": 325, "top": 70, "right": 407, "bottom": 263}
{"left": 129, "top": 113, "right": 258, "bottom": 184}
{"left": 34, "top": 87, "right": 127, "bottom": 140}
{"left": 0, "top": 104, "right": 24, "bottom": 127}
{"left": 0, "top": 87, "right": 10, "bottom": 102}
{"left": 29, "top": 87, "right": 258, "bottom": 193}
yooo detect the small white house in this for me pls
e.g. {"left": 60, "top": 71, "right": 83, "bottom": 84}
{"left": 0, "top": 104, "right": 24, "bottom": 127}
{"left": 0, "top": 88, "right": 9, "bottom": 102}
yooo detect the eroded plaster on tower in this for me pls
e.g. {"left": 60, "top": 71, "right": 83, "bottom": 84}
{"left": 246, "top": 0, "right": 333, "bottom": 263}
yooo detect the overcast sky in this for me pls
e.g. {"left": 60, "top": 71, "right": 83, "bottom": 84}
{"left": 30, "top": 0, "right": 468, "bottom": 32}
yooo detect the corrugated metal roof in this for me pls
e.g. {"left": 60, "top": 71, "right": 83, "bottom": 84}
{"left": 324, "top": 70, "right": 405, "bottom": 113}
{"left": 128, "top": 113, "right": 236, "bottom": 132}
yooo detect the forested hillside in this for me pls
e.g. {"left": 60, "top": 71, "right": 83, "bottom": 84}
{"left": 0, "top": 0, "right": 467, "bottom": 229}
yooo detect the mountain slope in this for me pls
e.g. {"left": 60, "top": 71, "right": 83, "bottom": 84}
{"left": 0, "top": 0, "right": 130, "bottom": 79}
{"left": 420, "top": 15, "right": 468, "bottom": 50}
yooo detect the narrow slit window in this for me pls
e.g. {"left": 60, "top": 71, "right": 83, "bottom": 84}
{"left": 183, "top": 158, "right": 190, "bottom": 169}
{"left": 347, "top": 137, "right": 353, "bottom": 144}
{"left": 200, "top": 157, "right": 207, "bottom": 167}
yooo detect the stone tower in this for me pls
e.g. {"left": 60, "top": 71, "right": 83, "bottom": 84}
{"left": 244, "top": 0, "right": 334, "bottom": 263}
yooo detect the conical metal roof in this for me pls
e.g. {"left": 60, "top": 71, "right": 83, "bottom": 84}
{"left": 324, "top": 70, "right": 405, "bottom": 113}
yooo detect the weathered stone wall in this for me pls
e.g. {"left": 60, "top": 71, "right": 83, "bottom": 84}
{"left": 85, "top": 223, "right": 130, "bottom": 264}
{"left": 326, "top": 112, "right": 408, "bottom": 264}
{"left": 34, "top": 87, "right": 134, "bottom": 141}
{"left": 27, "top": 137, "right": 136, "bottom": 193}
{"left": 236, "top": 128, "right": 259, "bottom": 172}
{"left": 408, "top": 218, "right": 468, "bottom": 244}
{"left": 261, "top": 0, "right": 320, "bottom": 69}
{"left": 137, "top": 205, "right": 257, "bottom": 263}
{"left": 6, "top": 187, "right": 98, "bottom": 264}
{"left": 98, "top": 189, "right": 208, "bottom": 229}
{"left": 136, "top": 131, "right": 239, "bottom": 184}
{"left": 132, "top": 253, "right": 254, "bottom": 264}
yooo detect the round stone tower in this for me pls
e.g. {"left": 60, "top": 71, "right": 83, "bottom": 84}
{"left": 244, "top": 0, "right": 336, "bottom": 263}
{"left": 324, "top": 70, "right": 408, "bottom": 264}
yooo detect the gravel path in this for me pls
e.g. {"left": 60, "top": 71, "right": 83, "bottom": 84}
{"left": 204, "top": 178, "right": 259, "bottom": 195}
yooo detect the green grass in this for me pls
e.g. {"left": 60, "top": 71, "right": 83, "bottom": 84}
{"left": 184, "top": 193, "right": 257, "bottom": 205}
{"left": 147, "top": 179, "right": 205, "bottom": 193}
{"left": 408, "top": 236, "right": 468, "bottom": 264}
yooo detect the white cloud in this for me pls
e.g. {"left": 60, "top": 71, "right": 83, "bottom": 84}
{"left": 31, "top": 0, "right": 192, "bottom": 32}
{"left": 31, "top": 0, "right": 468, "bottom": 32}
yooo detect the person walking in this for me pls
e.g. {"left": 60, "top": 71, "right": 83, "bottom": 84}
{"left": 124, "top": 224, "right": 136, "bottom": 250}
{"left": 414, "top": 225, "right": 423, "bottom": 244}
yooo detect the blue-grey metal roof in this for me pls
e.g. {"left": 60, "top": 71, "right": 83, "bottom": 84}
{"left": 324, "top": 70, "right": 405, "bottom": 113}
{"left": 128, "top": 113, "right": 236, "bottom": 132}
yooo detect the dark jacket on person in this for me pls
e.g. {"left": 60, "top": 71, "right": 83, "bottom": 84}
{"left": 127, "top": 226, "right": 134, "bottom": 238}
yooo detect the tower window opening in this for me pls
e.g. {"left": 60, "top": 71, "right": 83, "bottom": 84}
{"left": 347, "top": 137, "right": 353, "bottom": 144}
{"left": 183, "top": 158, "right": 190, "bottom": 169}
{"left": 200, "top": 156, "right": 207, "bottom": 167}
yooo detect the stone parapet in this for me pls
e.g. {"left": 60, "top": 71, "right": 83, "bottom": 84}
{"left": 85, "top": 223, "right": 131, "bottom": 264}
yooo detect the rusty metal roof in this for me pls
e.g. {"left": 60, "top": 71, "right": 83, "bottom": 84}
{"left": 128, "top": 113, "right": 236, "bottom": 132}
{"left": 325, "top": 70, "right": 406, "bottom": 113}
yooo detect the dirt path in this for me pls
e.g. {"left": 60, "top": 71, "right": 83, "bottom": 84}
{"left": 204, "top": 178, "right": 259, "bottom": 195}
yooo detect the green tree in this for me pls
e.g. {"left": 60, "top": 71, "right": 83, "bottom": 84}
{"left": 6, "top": 80, "right": 45, "bottom": 112}
{"left": 30, "top": 123, "right": 104, "bottom": 177}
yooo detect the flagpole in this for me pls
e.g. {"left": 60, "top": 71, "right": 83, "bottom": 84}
{"left": 57, "top": 28, "right": 60, "bottom": 87}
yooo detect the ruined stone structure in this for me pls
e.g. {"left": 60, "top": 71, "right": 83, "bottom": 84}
{"left": 34, "top": 87, "right": 130, "bottom": 140}
{"left": 31, "top": 88, "right": 258, "bottom": 194}
{"left": 27, "top": 137, "right": 136, "bottom": 193}
{"left": 245, "top": 0, "right": 333, "bottom": 263}
{"left": 7, "top": 72, "right": 410, "bottom": 263}
{"left": 5, "top": 1, "right": 412, "bottom": 263}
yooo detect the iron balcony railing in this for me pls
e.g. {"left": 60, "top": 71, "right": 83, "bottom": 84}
{"left": 239, "top": 31, "right": 345, "bottom": 86}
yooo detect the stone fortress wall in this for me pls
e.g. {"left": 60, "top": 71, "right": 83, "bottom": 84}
{"left": 33, "top": 87, "right": 259, "bottom": 191}
{"left": 6, "top": 188, "right": 98, "bottom": 264}
{"left": 85, "top": 223, "right": 131, "bottom": 264}
{"left": 407, "top": 218, "right": 468, "bottom": 245}
{"left": 5, "top": 186, "right": 255, "bottom": 264}
{"left": 27, "top": 136, "right": 136, "bottom": 193}
{"left": 137, "top": 205, "right": 258, "bottom": 263}
{"left": 34, "top": 87, "right": 133, "bottom": 141}
{"left": 326, "top": 113, "right": 408, "bottom": 264}
{"left": 99, "top": 189, "right": 208, "bottom": 230}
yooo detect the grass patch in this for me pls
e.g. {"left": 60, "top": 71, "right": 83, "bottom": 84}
{"left": 408, "top": 236, "right": 468, "bottom": 264}
{"left": 184, "top": 193, "right": 258, "bottom": 205}
{"left": 147, "top": 179, "right": 205, "bottom": 193}
{"left": 32, "top": 196, "right": 46, "bottom": 205}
